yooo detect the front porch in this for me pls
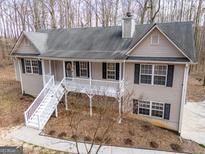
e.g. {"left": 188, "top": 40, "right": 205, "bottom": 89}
{"left": 24, "top": 59, "right": 126, "bottom": 130}
{"left": 42, "top": 59, "right": 125, "bottom": 116}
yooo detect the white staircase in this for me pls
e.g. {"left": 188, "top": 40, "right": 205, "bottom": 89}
{"left": 24, "top": 76, "right": 65, "bottom": 130}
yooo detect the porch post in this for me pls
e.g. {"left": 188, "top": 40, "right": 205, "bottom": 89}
{"left": 89, "top": 61, "right": 92, "bottom": 86}
{"left": 118, "top": 97, "right": 122, "bottom": 123}
{"left": 123, "top": 60, "right": 125, "bottom": 80}
{"left": 71, "top": 61, "right": 74, "bottom": 78}
{"left": 49, "top": 60, "right": 51, "bottom": 74}
{"left": 119, "top": 62, "right": 122, "bottom": 81}
{"left": 65, "top": 92, "right": 68, "bottom": 110}
{"left": 89, "top": 96, "right": 93, "bottom": 116}
{"left": 42, "top": 60, "right": 46, "bottom": 86}
{"left": 55, "top": 107, "right": 58, "bottom": 117}
{"left": 18, "top": 59, "right": 24, "bottom": 94}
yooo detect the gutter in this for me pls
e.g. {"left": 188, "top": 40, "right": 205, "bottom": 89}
{"left": 178, "top": 63, "right": 189, "bottom": 134}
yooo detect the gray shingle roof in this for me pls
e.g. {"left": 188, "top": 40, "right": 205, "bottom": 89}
{"left": 12, "top": 21, "right": 196, "bottom": 62}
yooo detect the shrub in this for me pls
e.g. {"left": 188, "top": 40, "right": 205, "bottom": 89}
{"left": 128, "top": 130, "right": 134, "bottom": 136}
{"left": 71, "top": 134, "right": 78, "bottom": 140}
{"left": 142, "top": 124, "right": 152, "bottom": 132}
{"left": 48, "top": 130, "right": 56, "bottom": 136}
{"left": 95, "top": 136, "right": 103, "bottom": 143}
{"left": 14, "top": 117, "right": 21, "bottom": 124}
{"left": 170, "top": 143, "right": 183, "bottom": 152}
{"left": 84, "top": 136, "right": 92, "bottom": 142}
{"left": 124, "top": 138, "right": 133, "bottom": 145}
{"left": 58, "top": 132, "right": 67, "bottom": 138}
{"left": 104, "top": 137, "right": 112, "bottom": 144}
{"left": 150, "top": 141, "right": 159, "bottom": 149}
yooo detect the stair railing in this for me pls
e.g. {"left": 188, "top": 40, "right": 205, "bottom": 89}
{"left": 24, "top": 75, "right": 54, "bottom": 126}
{"left": 37, "top": 77, "right": 66, "bottom": 129}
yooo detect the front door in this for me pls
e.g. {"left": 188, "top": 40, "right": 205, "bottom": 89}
{"left": 65, "top": 61, "right": 72, "bottom": 78}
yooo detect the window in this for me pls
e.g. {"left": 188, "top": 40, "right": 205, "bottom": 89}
{"left": 25, "top": 59, "right": 39, "bottom": 74}
{"left": 138, "top": 101, "right": 150, "bottom": 115}
{"left": 80, "top": 62, "right": 88, "bottom": 77}
{"left": 25, "top": 59, "right": 32, "bottom": 73}
{"left": 151, "top": 34, "right": 159, "bottom": 45}
{"left": 133, "top": 99, "right": 164, "bottom": 119}
{"left": 107, "top": 63, "right": 116, "bottom": 79}
{"left": 140, "top": 64, "right": 167, "bottom": 86}
{"left": 151, "top": 102, "right": 164, "bottom": 118}
{"left": 154, "top": 65, "right": 167, "bottom": 85}
{"left": 140, "top": 64, "right": 152, "bottom": 84}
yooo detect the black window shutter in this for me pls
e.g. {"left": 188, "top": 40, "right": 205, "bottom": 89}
{"left": 134, "top": 64, "right": 140, "bottom": 84}
{"left": 116, "top": 63, "right": 119, "bottom": 80}
{"left": 76, "top": 62, "right": 80, "bottom": 77}
{"left": 133, "top": 100, "right": 138, "bottom": 114}
{"left": 38, "top": 60, "right": 42, "bottom": 75}
{"left": 87, "top": 62, "right": 90, "bottom": 78}
{"left": 164, "top": 103, "right": 171, "bottom": 120}
{"left": 21, "top": 58, "right": 25, "bottom": 73}
{"left": 166, "top": 65, "right": 174, "bottom": 87}
{"left": 102, "top": 63, "right": 107, "bottom": 79}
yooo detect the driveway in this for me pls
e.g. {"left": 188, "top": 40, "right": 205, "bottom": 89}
{"left": 181, "top": 101, "right": 205, "bottom": 144}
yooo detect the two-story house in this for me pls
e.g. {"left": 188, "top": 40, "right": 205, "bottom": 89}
{"left": 10, "top": 13, "right": 196, "bottom": 134}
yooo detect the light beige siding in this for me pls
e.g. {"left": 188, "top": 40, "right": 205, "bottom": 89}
{"left": 91, "top": 62, "right": 102, "bottom": 80}
{"left": 14, "top": 59, "right": 20, "bottom": 81}
{"left": 15, "top": 37, "right": 39, "bottom": 55}
{"left": 129, "top": 29, "right": 185, "bottom": 58}
{"left": 17, "top": 58, "right": 43, "bottom": 96}
{"left": 124, "top": 62, "right": 185, "bottom": 131}
{"left": 22, "top": 73, "right": 43, "bottom": 96}
{"left": 44, "top": 60, "right": 50, "bottom": 74}
{"left": 51, "top": 60, "right": 64, "bottom": 81}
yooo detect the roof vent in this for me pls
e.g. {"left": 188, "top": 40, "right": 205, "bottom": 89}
{"left": 122, "top": 12, "right": 135, "bottom": 38}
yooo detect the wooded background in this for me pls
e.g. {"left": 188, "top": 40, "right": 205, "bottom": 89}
{"left": 0, "top": 0, "right": 205, "bottom": 75}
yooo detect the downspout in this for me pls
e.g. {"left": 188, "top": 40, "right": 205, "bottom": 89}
{"left": 178, "top": 63, "right": 189, "bottom": 134}
{"left": 18, "top": 58, "right": 24, "bottom": 94}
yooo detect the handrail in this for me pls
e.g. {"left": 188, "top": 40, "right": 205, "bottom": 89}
{"left": 38, "top": 77, "right": 65, "bottom": 129}
{"left": 24, "top": 75, "right": 54, "bottom": 122}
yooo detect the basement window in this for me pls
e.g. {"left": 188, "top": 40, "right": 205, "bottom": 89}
{"left": 133, "top": 100, "right": 164, "bottom": 118}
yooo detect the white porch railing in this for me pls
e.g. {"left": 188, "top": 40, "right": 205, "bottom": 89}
{"left": 24, "top": 75, "right": 54, "bottom": 126}
{"left": 63, "top": 77, "right": 124, "bottom": 97}
{"left": 37, "top": 78, "right": 65, "bottom": 129}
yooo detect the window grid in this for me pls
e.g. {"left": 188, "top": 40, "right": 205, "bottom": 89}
{"left": 151, "top": 34, "right": 159, "bottom": 45}
{"left": 151, "top": 102, "right": 164, "bottom": 118}
{"left": 140, "top": 64, "right": 152, "bottom": 84}
{"left": 107, "top": 63, "right": 116, "bottom": 80}
{"left": 133, "top": 100, "right": 164, "bottom": 119}
{"left": 140, "top": 64, "right": 167, "bottom": 86}
{"left": 80, "top": 62, "right": 88, "bottom": 77}
{"left": 138, "top": 101, "right": 150, "bottom": 115}
{"left": 25, "top": 59, "right": 39, "bottom": 74}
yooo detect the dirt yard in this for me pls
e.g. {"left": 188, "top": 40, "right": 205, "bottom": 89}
{"left": 0, "top": 62, "right": 34, "bottom": 127}
{"left": 0, "top": 62, "right": 70, "bottom": 153}
{"left": 187, "top": 74, "right": 205, "bottom": 102}
{"left": 43, "top": 100, "right": 205, "bottom": 154}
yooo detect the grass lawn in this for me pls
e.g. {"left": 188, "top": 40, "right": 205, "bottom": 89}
{"left": 43, "top": 98, "right": 205, "bottom": 154}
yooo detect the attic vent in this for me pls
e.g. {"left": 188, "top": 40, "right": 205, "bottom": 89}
{"left": 151, "top": 34, "right": 159, "bottom": 45}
